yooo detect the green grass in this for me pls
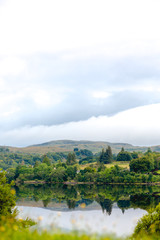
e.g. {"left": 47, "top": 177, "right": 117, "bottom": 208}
{"left": 104, "top": 161, "right": 129, "bottom": 170}
{"left": 79, "top": 161, "right": 129, "bottom": 170}
{"left": 0, "top": 230, "right": 123, "bottom": 240}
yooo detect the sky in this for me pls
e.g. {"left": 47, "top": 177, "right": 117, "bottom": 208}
{"left": 1, "top": 0, "right": 160, "bottom": 147}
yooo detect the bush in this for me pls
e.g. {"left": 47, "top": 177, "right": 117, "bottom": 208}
{"left": 0, "top": 171, "right": 16, "bottom": 217}
{"left": 133, "top": 203, "right": 160, "bottom": 238}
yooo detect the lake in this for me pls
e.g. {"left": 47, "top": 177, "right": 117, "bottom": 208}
{"left": 15, "top": 184, "right": 160, "bottom": 237}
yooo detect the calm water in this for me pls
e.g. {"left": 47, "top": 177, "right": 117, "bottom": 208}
{"left": 15, "top": 184, "right": 160, "bottom": 236}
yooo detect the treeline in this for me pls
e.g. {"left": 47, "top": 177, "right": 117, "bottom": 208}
{"left": 0, "top": 147, "right": 95, "bottom": 169}
{"left": 6, "top": 160, "right": 160, "bottom": 184}
{"left": 2, "top": 145, "right": 160, "bottom": 184}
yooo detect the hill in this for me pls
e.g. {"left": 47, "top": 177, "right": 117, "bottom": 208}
{"left": 5, "top": 140, "right": 160, "bottom": 154}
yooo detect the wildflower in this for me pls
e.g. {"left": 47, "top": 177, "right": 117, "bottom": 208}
{"left": 13, "top": 225, "right": 18, "bottom": 231}
{"left": 11, "top": 189, "right": 15, "bottom": 195}
{"left": 57, "top": 212, "right": 61, "bottom": 216}
{"left": 80, "top": 203, "right": 86, "bottom": 209}
{"left": 71, "top": 219, "right": 76, "bottom": 225}
{"left": 37, "top": 216, "right": 43, "bottom": 221}
{"left": 0, "top": 226, "right": 5, "bottom": 232}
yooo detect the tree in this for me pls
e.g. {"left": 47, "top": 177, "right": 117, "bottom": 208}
{"left": 42, "top": 155, "right": 51, "bottom": 166}
{"left": 0, "top": 171, "right": 16, "bottom": 216}
{"left": 133, "top": 203, "right": 160, "bottom": 237}
{"left": 34, "top": 160, "right": 40, "bottom": 168}
{"left": 105, "top": 146, "right": 113, "bottom": 163}
{"left": 130, "top": 156, "right": 154, "bottom": 173}
{"left": 73, "top": 148, "right": 79, "bottom": 152}
{"left": 117, "top": 151, "right": 132, "bottom": 162}
{"left": 121, "top": 147, "right": 124, "bottom": 152}
{"left": 99, "top": 146, "right": 113, "bottom": 164}
{"left": 66, "top": 152, "right": 76, "bottom": 165}
{"left": 99, "top": 148, "right": 105, "bottom": 163}
{"left": 131, "top": 151, "right": 139, "bottom": 159}
{"left": 66, "top": 166, "right": 77, "bottom": 180}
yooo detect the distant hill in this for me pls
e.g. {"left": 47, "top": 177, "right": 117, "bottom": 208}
{"left": 5, "top": 139, "right": 160, "bottom": 154}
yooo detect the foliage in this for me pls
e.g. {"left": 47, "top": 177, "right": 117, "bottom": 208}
{"left": 99, "top": 146, "right": 113, "bottom": 164}
{"left": 116, "top": 150, "right": 132, "bottom": 162}
{"left": 42, "top": 155, "right": 51, "bottom": 166}
{"left": 130, "top": 156, "right": 154, "bottom": 173}
{"left": 0, "top": 171, "right": 16, "bottom": 216}
{"left": 0, "top": 170, "right": 35, "bottom": 238}
{"left": 133, "top": 202, "right": 160, "bottom": 238}
{"left": 66, "top": 152, "right": 76, "bottom": 165}
{"left": 0, "top": 229, "right": 123, "bottom": 240}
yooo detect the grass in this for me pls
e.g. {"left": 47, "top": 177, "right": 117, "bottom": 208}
{"left": 79, "top": 162, "right": 129, "bottom": 170}
{"left": 105, "top": 162, "right": 129, "bottom": 170}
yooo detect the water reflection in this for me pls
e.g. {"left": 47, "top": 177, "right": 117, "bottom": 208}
{"left": 15, "top": 184, "right": 160, "bottom": 213}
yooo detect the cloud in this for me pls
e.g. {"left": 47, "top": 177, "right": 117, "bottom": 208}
{"left": 1, "top": 103, "right": 160, "bottom": 147}
{"left": 1, "top": 0, "right": 160, "bottom": 146}
{"left": 0, "top": 54, "right": 160, "bottom": 131}
{"left": 0, "top": 57, "right": 26, "bottom": 76}
{"left": 1, "top": 0, "right": 160, "bottom": 55}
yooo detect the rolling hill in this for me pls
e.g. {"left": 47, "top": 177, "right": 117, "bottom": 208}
{"left": 5, "top": 140, "right": 160, "bottom": 154}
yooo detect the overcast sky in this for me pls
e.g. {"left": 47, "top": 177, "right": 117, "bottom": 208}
{"left": 1, "top": 0, "right": 160, "bottom": 147}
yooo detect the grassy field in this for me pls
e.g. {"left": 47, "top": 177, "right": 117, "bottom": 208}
{"left": 105, "top": 161, "right": 129, "bottom": 169}
{"left": 79, "top": 161, "right": 129, "bottom": 170}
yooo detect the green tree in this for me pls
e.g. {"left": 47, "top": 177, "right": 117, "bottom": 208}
{"left": 133, "top": 203, "right": 160, "bottom": 237}
{"left": 131, "top": 151, "right": 139, "bottom": 159}
{"left": 0, "top": 171, "right": 16, "bottom": 216}
{"left": 99, "top": 146, "right": 113, "bottom": 164}
{"left": 66, "top": 152, "right": 76, "bottom": 165}
{"left": 105, "top": 146, "right": 113, "bottom": 163}
{"left": 34, "top": 160, "right": 40, "bottom": 168}
{"left": 42, "top": 155, "right": 51, "bottom": 166}
{"left": 117, "top": 151, "right": 132, "bottom": 162}
{"left": 66, "top": 166, "right": 77, "bottom": 180}
{"left": 130, "top": 156, "right": 154, "bottom": 173}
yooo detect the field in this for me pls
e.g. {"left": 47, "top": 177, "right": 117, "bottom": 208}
{"left": 79, "top": 161, "right": 129, "bottom": 170}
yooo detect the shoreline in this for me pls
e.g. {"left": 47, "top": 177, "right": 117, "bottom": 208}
{"left": 21, "top": 180, "right": 160, "bottom": 185}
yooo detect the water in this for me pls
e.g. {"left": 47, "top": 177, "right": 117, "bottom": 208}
{"left": 15, "top": 184, "right": 160, "bottom": 236}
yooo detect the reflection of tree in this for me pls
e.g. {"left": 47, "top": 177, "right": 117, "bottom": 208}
{"left": 33, "top": 195, "right": 39, "bottom": 202}
{"left": 67, "top": 199, "right": 76, "bottom": 209}
{"left": 130, "top": 194, "right": 153, "bottom": 211}
{"left": 117, "top": 200, "right": 130, "bottom": 213}
{"left": 96, "top": 197, "right": 113, "bottom": 215}
{"left": 64, "top": 185, "right": 77, "bottom": 199}
{"left": 130, "top": 193, "right": 160, "bottom": 211}
{"left": 15, "top": 183, "right": 160, "bottom": 213}
{"left": 42, "top": 197, "right": 51, "bottom": 207}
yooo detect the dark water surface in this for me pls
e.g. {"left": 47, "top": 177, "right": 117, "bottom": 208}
{"left": 15, "top": 184, "right": 160, "bottom": 236}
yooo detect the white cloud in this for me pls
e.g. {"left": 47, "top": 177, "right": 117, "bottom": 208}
{"left": 0, "top": 0, "right": 160, "bottom": 56}
{"left": 0, "top": 0, "right": 160, "bottom": 147}
{"left": 0, "top": 57, "right": 26, "bottom": 76}
{"left": 1, "top": 103, "right": 160, "bottom": 147}
{"left": 91, "top": 91, "right": 111, "bottom": 99}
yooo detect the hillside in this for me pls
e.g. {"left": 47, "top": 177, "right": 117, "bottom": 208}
{"left": 5, "top": 140, "right": 160, "bottom": 154}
